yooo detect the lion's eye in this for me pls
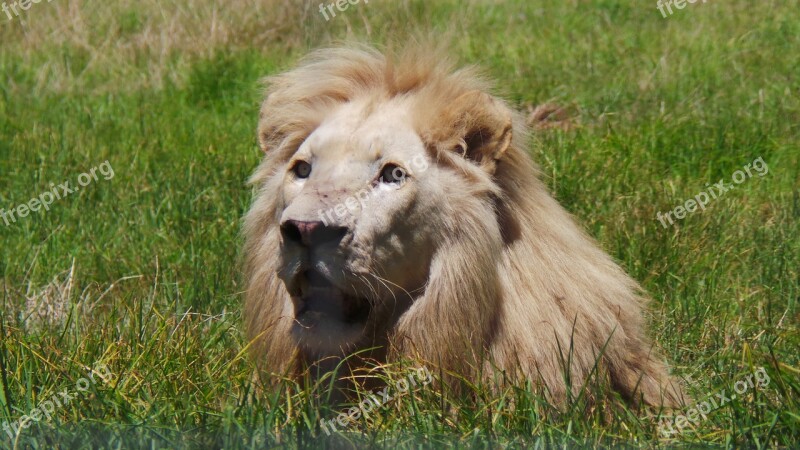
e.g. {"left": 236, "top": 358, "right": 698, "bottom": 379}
{"left": 292, "top": 161, "right": 311, "bottom": 179}
{"left": 380, "top": 164, "right": 406, "bottom": 184}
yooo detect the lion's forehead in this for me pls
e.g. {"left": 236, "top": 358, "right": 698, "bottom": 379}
{"left": 303, "top": 99, "right": 425, "bottom": 163}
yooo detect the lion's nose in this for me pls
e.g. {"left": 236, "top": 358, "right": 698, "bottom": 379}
{"left": 280, "top": 220, "right": 348, "bottom": 248}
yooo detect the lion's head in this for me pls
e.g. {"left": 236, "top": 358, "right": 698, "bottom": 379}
{"left": 244, "top": 45, "right": 685, "bottom": 407}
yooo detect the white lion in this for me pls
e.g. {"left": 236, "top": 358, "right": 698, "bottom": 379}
{"left": 243, "top": 45, "right": 686, "bottom": 407}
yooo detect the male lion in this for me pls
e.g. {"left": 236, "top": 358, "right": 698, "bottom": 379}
{"left": 244, "top": 45, "right": 685, "bottom": 407}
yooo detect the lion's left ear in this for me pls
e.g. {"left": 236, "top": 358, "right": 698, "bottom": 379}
{"left": 449, "top": 90, "right": 513, "bottom": 168}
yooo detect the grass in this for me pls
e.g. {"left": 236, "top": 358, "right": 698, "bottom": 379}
{"left": 0, "top": 0, "right": 798, "bottom": 448}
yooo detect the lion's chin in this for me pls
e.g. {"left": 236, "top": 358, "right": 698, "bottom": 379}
{"left": 288, "top": 269, "right": 371, "bottom": 353}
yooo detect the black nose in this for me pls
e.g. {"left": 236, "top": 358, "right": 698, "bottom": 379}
{"left": 280, "top": 220, "right": 348, "bottom": 248}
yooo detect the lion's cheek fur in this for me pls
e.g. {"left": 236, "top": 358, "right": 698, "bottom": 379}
{"left": 388, "top": 185, "right": 505, "bottom": 376}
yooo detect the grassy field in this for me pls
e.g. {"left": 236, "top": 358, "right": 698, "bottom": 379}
{"left": 0, "top": 0, "right": 798, "bottom": 448}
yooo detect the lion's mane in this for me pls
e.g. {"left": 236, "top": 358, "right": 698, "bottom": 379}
{"left": 244, "top": 45, "right": 685, "bottom": 407}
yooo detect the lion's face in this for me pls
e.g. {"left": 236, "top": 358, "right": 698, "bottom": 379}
{"left": 274, "top": 99, "right": 439, "bottom": 353}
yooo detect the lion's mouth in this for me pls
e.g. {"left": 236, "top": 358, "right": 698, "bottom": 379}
{"left": 292, "top": 269, "right": 370, "bottom": 324}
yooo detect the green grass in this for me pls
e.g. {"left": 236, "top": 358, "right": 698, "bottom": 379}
{"left": 0, "top": 0, "right": 798, "bottom": 448}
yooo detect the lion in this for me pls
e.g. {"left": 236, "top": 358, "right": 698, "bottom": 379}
{"left": 243, "top": 44, "right": 686, "bottom": 408}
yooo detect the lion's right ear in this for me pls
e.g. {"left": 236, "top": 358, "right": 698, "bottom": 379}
{"left": 257, "top": 97, "right": 275, "bottom": 153}
{"left": 448, "top": 90, "right": 513, "bottom": 169}
{"left": 257, "top": 131, "right": 271, "bottom": 153}
{"left": 257, "top": 92, "right": 324, "bottom": 156}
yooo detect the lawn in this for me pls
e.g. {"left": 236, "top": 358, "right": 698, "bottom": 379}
{"left": 0, "top": 0, "right": 798, "bottom": 448}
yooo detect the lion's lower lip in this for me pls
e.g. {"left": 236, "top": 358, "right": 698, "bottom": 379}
{"left": 296, "top": 293, "right": 370, "bottom": 323}
{"left": 306, "top": 269, "right": 335, "bottom": 289}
